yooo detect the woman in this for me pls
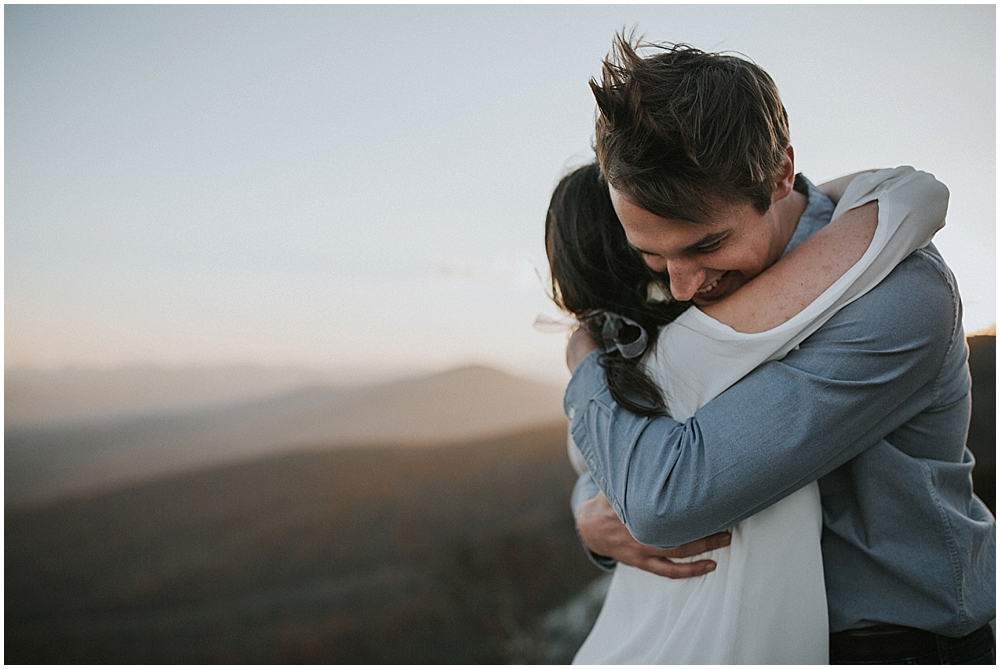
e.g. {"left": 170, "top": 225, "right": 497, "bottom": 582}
{"left": 545, "top": 163, "right": 947, "bottom": 663}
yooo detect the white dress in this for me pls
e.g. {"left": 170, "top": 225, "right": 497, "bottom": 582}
{"left": 570, "top": 167, "right": 948, "bottom": 664}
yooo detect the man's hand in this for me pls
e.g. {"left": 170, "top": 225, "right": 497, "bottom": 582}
{"left": 577, "top": 492, "right": 731, "bottom": 578}
{"left": 566, "top": 327, "right": 600, "bottom": 374}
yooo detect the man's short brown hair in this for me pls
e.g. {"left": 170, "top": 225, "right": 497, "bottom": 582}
{"left": 591, "top": 33, "right": 790, "bottom": 222}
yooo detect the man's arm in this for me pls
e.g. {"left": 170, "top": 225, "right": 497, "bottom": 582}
{"left": 571, "top": 469, "right": 731, "bottom": 576}
{"left": 566, "top": 251, "right": 958, "bottom": 548}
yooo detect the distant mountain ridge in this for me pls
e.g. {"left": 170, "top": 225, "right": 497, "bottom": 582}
{"left": 4, "top": 364, "right": 409, "bottom": 428}
{"left": 5, "top": 365, "right": 566, "bottom": 505}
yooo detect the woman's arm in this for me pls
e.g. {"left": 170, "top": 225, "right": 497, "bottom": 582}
{"left": 704, "top": 201, "right": 878, "bottom": 332}
{"left": 702, "top": 168, "right": 946, "bottom": 334}
{"left": 817, "top": 170, "right": 876, "bottom": 204}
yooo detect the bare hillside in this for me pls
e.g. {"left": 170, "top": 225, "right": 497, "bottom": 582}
{"left": 4, "top": 364, "right": 404, "bottom": 428}
{"left": 6, "top": 422, "right": 594, "bottom": 664}
{"left": 5, "top": 365, "right": 565, "bottom": 504}
{"left": 243, "top": 364, "right": 566, "bottom": 446}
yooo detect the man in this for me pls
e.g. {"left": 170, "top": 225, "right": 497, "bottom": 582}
{"left": 565, "top": 35, "right": 995, "bottom": 664}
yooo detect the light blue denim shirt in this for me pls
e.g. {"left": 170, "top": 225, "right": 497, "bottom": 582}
{"left": 566, "top": 176, "right": 995, "bottom": 636}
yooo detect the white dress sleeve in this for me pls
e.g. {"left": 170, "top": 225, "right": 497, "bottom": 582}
{"left": 647, "top": 166, "right": 947, "bottom": 420}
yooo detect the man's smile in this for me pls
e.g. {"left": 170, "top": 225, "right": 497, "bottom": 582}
{"left": 696, "top": 275, "right": 723, "bottom": 295}
{"left": 691, "top": 271, "right": 737, "bottom": 304}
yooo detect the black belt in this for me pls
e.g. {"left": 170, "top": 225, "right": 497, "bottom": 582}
{"left": 830, "top": 623, "right": 992, "bottom": 664}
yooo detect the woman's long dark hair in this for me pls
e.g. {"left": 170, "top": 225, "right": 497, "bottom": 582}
{"left": 545, "top": 162, "right": 689, "bottom": 416}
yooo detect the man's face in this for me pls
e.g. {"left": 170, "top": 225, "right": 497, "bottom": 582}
{"left": 609, "top": 186, "right": 791, "bottom": 306}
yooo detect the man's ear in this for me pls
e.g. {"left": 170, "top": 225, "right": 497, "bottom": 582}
{"left": 771, "top": 146, "right": 796, "bottom": 203}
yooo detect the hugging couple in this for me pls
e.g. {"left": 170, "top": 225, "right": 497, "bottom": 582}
{"left": 545, "top": 33, "right": 995, "bottom": 664}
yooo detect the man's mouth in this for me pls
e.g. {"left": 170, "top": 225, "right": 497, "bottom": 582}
{"left": 696, "top": 275, "right": 723, "bottom": 295}
{"left": 692, "top": 272, "right": 732, "bottom": 303}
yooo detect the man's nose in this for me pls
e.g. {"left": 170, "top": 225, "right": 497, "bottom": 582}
{"left": 665, "top": 260, "right": 706, "bottom": 302}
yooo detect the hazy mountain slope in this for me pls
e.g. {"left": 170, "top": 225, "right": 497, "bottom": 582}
{"left": 6, "top": 421, "right": 594, "bottom": 664}
{"left": 4, "top": 365, "right": 395, "bottom": 428}
{"left": 5, "top": 365, "right": 565, "bottom": 504}
{"left": 229, "top": 364, "right": 566, "bottom": 447}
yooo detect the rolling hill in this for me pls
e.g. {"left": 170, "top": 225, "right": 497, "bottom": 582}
{"left": 6, "top": 422, "right": 593, "bottom": 664}
{"left": 5, "top": 365, "right": 565, "bottom": 504}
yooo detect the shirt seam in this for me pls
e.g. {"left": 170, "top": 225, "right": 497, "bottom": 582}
{"left": 921, "top": 458, "right": 973, "bottom": 631}
{"left": 911, "top": 248, "right": 963, "bottom": 403}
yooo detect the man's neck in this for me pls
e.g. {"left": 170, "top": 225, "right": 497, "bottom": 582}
{"left": 773, "top": 187, "right": 809, "bottom": 251}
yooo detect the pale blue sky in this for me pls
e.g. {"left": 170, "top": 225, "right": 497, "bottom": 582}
{"left": 5, "top": 5, "right": 995, "bottom": 383}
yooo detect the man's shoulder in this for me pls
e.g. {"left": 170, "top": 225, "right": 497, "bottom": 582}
{"left": 872, "top": 243, "right": 960, "bottom": 326}
{"left": 776, "top": 245, "right": 967, "bottom": 417}
{"left": 824, "top": 243, "right": 963, "bottom": 357}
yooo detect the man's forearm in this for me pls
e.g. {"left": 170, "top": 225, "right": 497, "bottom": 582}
{"left": 565, "top": 258, "right": 954, "bottom": 547}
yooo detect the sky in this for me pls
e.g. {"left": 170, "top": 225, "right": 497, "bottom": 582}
{"left": 5, "top": 5, "right": 996, "bottom": 385}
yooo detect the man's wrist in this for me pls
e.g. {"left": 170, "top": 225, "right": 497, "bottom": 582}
{"left": 574, "top": 492, "right": 618, "bottom": 571}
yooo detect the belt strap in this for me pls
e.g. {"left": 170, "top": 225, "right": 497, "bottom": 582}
{"left": 830, "top": 623, "right": 991, "bottom": 664}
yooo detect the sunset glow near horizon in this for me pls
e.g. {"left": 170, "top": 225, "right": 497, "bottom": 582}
{"left": 6, "top": 5, "right": 996, "bottom": 386}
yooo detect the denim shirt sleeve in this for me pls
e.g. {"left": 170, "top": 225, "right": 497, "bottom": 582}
{"left": 564, "top": 250, "right": 960, "bottom": 548}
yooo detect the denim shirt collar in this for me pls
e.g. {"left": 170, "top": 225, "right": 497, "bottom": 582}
{"left": 782, "top": 173, "right": 836, "bottom": 258}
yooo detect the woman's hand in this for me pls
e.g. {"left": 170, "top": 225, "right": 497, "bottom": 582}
{"left": 577, "top": 492, "right": 731, "bottom": 578}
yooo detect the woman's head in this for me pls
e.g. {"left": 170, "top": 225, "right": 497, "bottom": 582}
{"left": 545, "top": 162, "right": 689, "bottom": 415}
{"left": 546, "top": 162, "right": 686, "bottom": 331}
